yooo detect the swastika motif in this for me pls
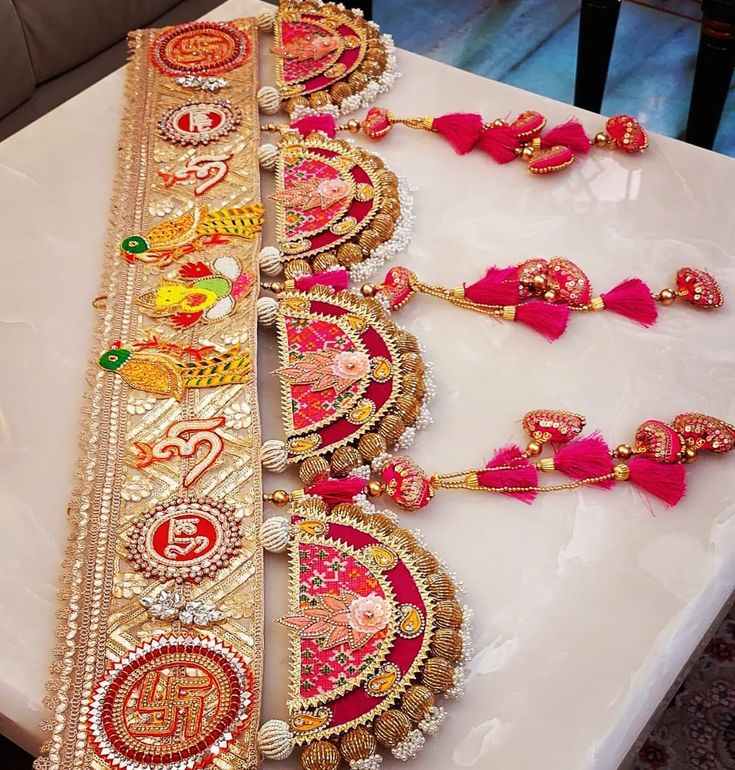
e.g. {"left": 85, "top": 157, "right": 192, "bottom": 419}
{"left": 151, "top": 21, "right": 250, "bottom": 77}
{"left": 87, "top": 636, "right": 253, "bottom": 770}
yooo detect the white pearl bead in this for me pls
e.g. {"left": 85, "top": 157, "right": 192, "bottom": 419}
{"left": 260, "top": 438, "right": 288, "bottom": 471}
{"left": 258, "top": 245, "right": 283, "bottom": 276}
{"left": 257, "top": 86, "right": 281, "bottom": 115}
{"left": 258, "top": 143, "right": 279, "bottom": 170}
{"left": 258, "top": 719, "right": 294, "bottom": 760}
{"left": 260, "top": 517, "right": 290, "bottom": 553}
{"left": 256, "top": 296, "right": 279, "bottom": 327}
{"left": 255, "top": 9, "right": 275, "bottom": 30}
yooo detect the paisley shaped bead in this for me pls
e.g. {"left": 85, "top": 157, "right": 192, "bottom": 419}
{"left": 527, "top": 145, "right": 575, "bottom": 175}
{"left": 546, "top": 258, "right": 592, "bottom": 305}
{"left": 671, "top": 413, "right": 735, "bottom": 454}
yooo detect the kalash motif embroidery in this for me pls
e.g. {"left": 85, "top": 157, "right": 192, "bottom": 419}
{"left": 257, "top": 498, "right": 470, "bottom": 768}
{"left": 257, "top": 285, "right": 434, "bottom": 478}
{"left": 38, "top": 17, "right": 265, "bottom": 770}
{"left": 135, "top": 255, "right": 255, "bottom": 328}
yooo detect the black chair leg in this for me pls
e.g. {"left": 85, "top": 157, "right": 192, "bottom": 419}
{"left": 685, "top": 0, "right": 735, "bottom": 150}
{"left": 574, "top": 0, "right": 622, "bottom": 113}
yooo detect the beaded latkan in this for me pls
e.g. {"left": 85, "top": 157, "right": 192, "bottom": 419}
{"left": 258, "top": 125, "right": 414, "bottom": 282}
{"left": 258, "top": 498, "right": 469, "bottom": 768}
{"left": 258, "top": 285, "right": 434, "bottom": 478}
{"left": 270, "top": 0, "right": 398, "bottom": 116}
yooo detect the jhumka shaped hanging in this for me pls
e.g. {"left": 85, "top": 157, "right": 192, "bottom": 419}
{"left": 257, "top": 496, "right": 469, "bottom": 770}
{"left": 256, "top": 285, "right": 433, "bottom": 479}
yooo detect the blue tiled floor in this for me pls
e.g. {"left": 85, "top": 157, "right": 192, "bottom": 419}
{"left": 376, "top": 0, "right": 735, "bottom": 157}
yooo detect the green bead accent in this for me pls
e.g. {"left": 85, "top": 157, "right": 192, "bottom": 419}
{"left": 99, "top": 348, "right": 131, "bottom": 371}
{"left": 121, "top": 235, "right": 150, "bottom": 255}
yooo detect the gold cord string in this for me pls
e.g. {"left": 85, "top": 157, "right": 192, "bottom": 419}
{"left": 413, "top": 280, "right": 506, "bottom": 318}
{"left": 388, "top": 114, "right": 435, "bottom": 131}
{"left": 431, "top": 470, "right": 618, "bottom": 493}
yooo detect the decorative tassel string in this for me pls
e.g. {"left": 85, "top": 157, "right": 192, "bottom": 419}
{"left": 268, "top": 411, "right": 732, "bottom": 513}
{"left": 369, "top": 262, "right": 722, "bottom": 341}
{"left": 267, "top": 109, "right": 648, "bottom": 180}
{"left": 353, "top": 107, "right": 649, "bottom": 175}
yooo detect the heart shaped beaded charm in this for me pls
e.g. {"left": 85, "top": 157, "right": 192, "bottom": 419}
{"left": 378, "top": 266, "right": 418, "bottom": 310}
{"left": 508, "top": 110, "right": 547, "bottom": 141}
{"left": 671, "top": 413, "right": 735, "bottom": 454}
{"left": 363, "top": 107, "right": 394, "bottom": 140}
{"left": 634, "top": 420, "right": 686, "bottom": 463}
{"left": 522, "top": 409, "right": 586, "bottom": 444}
{"left": 546, "top": 258, "right": 592, "bottom": 305}
{"left": 527, "top": 145, "right": 575, "bottom": 175}
{"left": 675, "top": 267, "right": 723, "bottom": 308}
{"left": 605, "top": 115, "right": 648, "bottom": 153}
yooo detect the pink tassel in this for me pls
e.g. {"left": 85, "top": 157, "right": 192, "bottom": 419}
{"left": 431, "top": 113, "right": 484, "bottom": 155}
{"left": 477, "top": 123, "right": 520, "bottom": 163}
{"left": 554, "top": 432, "right": 615, "bottom": 488}
{"left": 464, "top": 266, "right": 522, "bottom": 305}
{"left": 477, "top": 444, "right": 538, "bottom": 504}
{"left": 294, "top": 269, "right": 350, "bottom": 292}
{"left": 291, "top": 114, "right": 337, "bottom": 138}
{"left": 305, "top": 477, "right": 368, "bottom": 507}
{"left": 541, "top": 120, "right": 591, "bottom": 155}
{"left": 600, "top": 278, "right": 658, "bottom": 327}
{"left": 514, "top": 301, "right": 570, "bottom": 341}
{"left": 626, "top": 457, "right": 686, "bottom": 506}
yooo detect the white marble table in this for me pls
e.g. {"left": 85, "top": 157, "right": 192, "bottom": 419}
{"left": 1, "top": 1, "right": 734, "bottom": 768}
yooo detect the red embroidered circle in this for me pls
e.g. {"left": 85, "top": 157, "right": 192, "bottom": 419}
{"left": 151, "top": 21, "right": 250, "bottom": 77}
{"left": 128, "top": 495, "right": 243, "bottom": 582}
{"left": 148, "top": 510, "right": 219, "bottom": 564}
{"left": 87, "top": 636, "right": 253, "bottom": 770}
{"left": 159, "top": 101, "right": 241, "bottom": 147}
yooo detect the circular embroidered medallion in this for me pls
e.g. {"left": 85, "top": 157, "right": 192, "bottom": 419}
{"left": 128, "top": 495, "right": 242, "bottom": 582}
{"left": 159, "top": 100, "right": 241, "bottom": 146}
{"left": 87, "top": 635, "right": 253, "bottom": 770}
{"left": 151, "top": 21, "right": 250, "bottom": 77}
